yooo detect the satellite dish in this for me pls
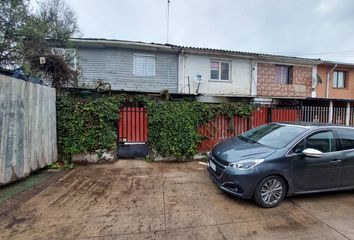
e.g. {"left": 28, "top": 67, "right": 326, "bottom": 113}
{"left": 312, "top": 73, "right": 323, "bottom": 89}
{"left": 195, "top": 74, "right": 203, "bottom": 83}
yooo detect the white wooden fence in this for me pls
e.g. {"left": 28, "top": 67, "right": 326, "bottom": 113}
{"left": 0, "top": 74, "right": 57, "bottom": 185}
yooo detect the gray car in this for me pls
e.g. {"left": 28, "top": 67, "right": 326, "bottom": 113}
{"left": 208, "top": 122, "right": 354, "bottom": 208}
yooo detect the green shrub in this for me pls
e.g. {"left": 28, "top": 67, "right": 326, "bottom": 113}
{"left": 56, "top": 94, "right": 125, "bottom": 159}
{"left": 146, "top": 101, "right": 201, "bottom": 159}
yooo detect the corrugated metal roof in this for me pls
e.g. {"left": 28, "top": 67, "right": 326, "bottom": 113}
{"left": 69, "top": 38, "right": 175, "bottom": 52}
{"left": 319, "top": 60, "right": 354, "bottom": 68}
{"left": 70, "top": 37, "right": 169, "bottom": 47}
{"left": 170, "top": 44, "right": 320, "bottom": 62}
{"left": 69, "top": 38, "right": 320, "bottom": 64}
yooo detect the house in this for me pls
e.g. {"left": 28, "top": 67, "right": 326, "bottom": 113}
{"left": 177, "top": 45, "right": 319, "bottom": 102}
{"left": 177, "top": 46, "right": 255, "bottom": 98}
{"left": 315, "top": 61, "right": 354, "bottom": 99}
{"left": 53, "top": 38, "right": 329, "bottom": 103}
{"left": 255, "top": 56, "right": 319, "bottom": 100}
{"left": 63, "top": 38, "right": 180, "bottom": 93}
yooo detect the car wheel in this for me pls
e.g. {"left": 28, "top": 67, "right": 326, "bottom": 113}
{"left": 254, "top": 175, "right": 286, "bottom": 208}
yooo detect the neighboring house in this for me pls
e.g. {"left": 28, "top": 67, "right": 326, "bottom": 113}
{"left": 66, "top": 38, "right": 179, "bottom": 93}
{"left": 256, "top": 57, "right": 319, "bottom": 99}
{"left": 177, "top": 47, "right": 255, "bottom": 97}
{"left": 316, "top": 61, "right": 354, "bottom": 99}
{"left": 177, "top": 45, "right": 319, "bottom": 102}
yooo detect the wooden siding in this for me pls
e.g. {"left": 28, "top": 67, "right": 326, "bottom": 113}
{"left": 77, "top": 48, "right": 178, "bottom": 93}
{"left": 0, "top": 75, "right": 57, "bottom": 185}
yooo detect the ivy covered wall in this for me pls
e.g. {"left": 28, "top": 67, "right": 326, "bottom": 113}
{"left": 56, "top": 92, "right": 255, "bottom": 161}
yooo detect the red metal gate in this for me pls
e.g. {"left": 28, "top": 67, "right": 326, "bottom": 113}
{"left": 197, "top": 106, "right": 300, "bottom": 152}
{"left": 251, "top": 107, "right": 269, "bottom": 128}
{"left": 118, "top": 103, "right": 148, "bottom": 144}
{"left": 271, "top": 107, "right": 300, "bottom": 122}
{"left": 198, "top": 115, "right": 251, "bottom": 152}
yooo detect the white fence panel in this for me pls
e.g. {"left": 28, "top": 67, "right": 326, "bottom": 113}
{"left": 0, "top": 75, "right": 57, "bottom": 185}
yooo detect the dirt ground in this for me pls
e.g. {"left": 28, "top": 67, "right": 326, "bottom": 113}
{"left": 0, "top": 160, "right": 353, "bottom": 240}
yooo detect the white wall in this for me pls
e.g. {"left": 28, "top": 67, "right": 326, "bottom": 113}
{"left": 179, "top": 53, "right": 252, "bottom": 96}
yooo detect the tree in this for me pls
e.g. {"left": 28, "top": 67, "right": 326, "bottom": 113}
{"left": 38, "top": 0, "right": 79, "bottom": 40}
{"left": 0, "top": 0, "right": 29, "bottom": 68}
{"left": 0, "top": 0, "right": 80, "bottom": 88}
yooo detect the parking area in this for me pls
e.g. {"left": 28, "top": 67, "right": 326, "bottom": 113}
{"left": 0, "top": 160, "right": 354, "bottom": 240}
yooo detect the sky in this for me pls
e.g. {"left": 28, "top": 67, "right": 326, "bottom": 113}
{"left": 66, "top": 0, "right": 354, "bottom": 63}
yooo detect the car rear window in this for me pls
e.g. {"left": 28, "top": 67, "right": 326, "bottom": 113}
{"left": 241, "top": 124, "right": 307, "bottom": 148}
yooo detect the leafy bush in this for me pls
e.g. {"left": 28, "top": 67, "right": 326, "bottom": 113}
{"left": 56, "top": 94, "right": 125, "bottom": 159}
{"left": 146, "top": 101, "right": 202, "bottom": 159}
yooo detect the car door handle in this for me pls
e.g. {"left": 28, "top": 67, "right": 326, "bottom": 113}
{"left": 330, "top": 159, "right": 342, "bottom": 164}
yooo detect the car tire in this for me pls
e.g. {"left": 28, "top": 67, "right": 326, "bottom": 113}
{"left": 254, "top": 175, "right": 286, "bottom": 208}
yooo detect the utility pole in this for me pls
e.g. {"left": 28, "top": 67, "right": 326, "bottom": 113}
{"left": 166, "top": 0, "right": 170, "bottom": 43}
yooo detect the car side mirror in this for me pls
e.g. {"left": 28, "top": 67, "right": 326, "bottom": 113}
{"left": 302, "top": 148, "right": 323, "bottom": 158}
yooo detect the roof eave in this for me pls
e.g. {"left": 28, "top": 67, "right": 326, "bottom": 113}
{"left": 256, "top": 55, "right": 320, "bottom": 65}
{"left": 67, "top": 38, "right": 179, "bottom": 53}
{"left": 180, "top": 47, "right": 256, "bottom": 60}
{"left": 180, "top": 46, "right": 319, "bottom": 65}
{"left": 319, "top": 60, "right": 354, "bottom": 69}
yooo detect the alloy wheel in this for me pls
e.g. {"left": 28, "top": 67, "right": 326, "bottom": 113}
{"left": 260, "top": 178, "right": 283, "bottom": 205}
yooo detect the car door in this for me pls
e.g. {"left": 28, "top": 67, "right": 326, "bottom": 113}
{"left": 289, "top": 130, "right": 343, "bottom": 192}
{"left": 334, "top": 128, "right": 354, "bottom": 187}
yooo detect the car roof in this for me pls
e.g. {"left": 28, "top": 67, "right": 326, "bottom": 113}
{"left": 273, "top": 121, "right": 354, "bottom": 129}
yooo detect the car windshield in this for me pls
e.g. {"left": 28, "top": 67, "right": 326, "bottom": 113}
{"left": 240, "top": 123, "right": 307, "bottom": 148}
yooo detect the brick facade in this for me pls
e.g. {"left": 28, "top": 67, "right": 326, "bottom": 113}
{"left": 257, "top": 63, "right": 312, "bottom": 97}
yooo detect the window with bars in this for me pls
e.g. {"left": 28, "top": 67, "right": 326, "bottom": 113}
{"left": 275, "top": 65, "right": 293, "bottom": 84}
{"left": 133, "top": 54, "right": 155, "bottom": 76}
{"left": 210, "top": 60, "right": 231, "bottom": 81}
{"left": 333, "top": 71, "right": 346, "bottom": 88}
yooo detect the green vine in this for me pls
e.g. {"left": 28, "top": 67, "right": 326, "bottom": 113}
{"left": 146, "top": 100, "right": 201, "bottom": 159}
{"left": 56, "top": 92, "right": 255, "bottom": 161}
{"left": 57, "top": 93, "right": 125, "bottom": 160}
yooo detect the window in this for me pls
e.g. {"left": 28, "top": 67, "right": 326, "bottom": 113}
{"left": 275, "top": 65, "right": 293, "bottom": 84}
{"left": 336, "top": 128, "right": 354, "bottom": 150}
{"left": 333, "top": 71, "right": 346, "bottom": 88}
{"left": 293, "top": 140, "right": 305, "bottom": 154}
{"left": 306, "top": 131, "right": 335, "bottom": 153}
{"left": 52, "top": 48, "right": 77, "bottom": 70}
{"left": 210, "top": 60, "right": 231, "bottom": 81}
{"left": 292, "top": 131, "right": 336, "bottom": 154}
{"left": 133, "top": 54, "right": 155, "bottom": 76}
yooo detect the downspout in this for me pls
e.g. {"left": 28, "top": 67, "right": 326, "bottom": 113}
{"left": 181, "top": 49, "right": 185, "bottom": 93}
{"left": 326, "top": 64, "right": 337, "bottom": 98}
{"left": 177, "top": 49, "right": 184, "bottom": 93}
{"left": 250, "top": 59, "right": 257, "bottom": 96}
